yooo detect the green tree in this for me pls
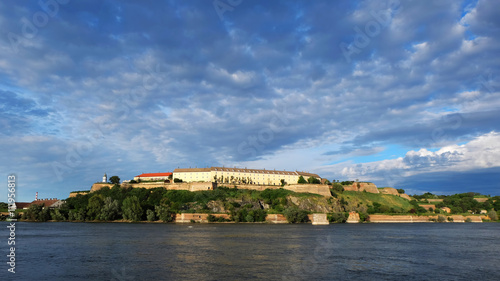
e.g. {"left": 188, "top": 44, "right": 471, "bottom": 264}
{"left": 109, "top": 176, "right": 120, "bottom": 184}
{"left": 284, "top": 207, "right": 309, "bottom": 223}
{"left": 307, "top": 176, "right": 321, "bottom": 184}
{"left": 100, "top": 197, "right": 120, "bottom": 221}
{"left": 24, "top": 204, "right": 43, "bottom": 221}
{"left": 146, "top": 209, "right": 156, "bottom": 221}
{"left": 87, "top": 195, "right": 104, "bottom": 220}
{"left": 488, "top": 210, "right": 498, "bottom": 221}
{"left": 155, "top": 205, "right": 174, "bottom": 222}
{"left": 297, "top": 176, "right": 307, "bottom": 184}
{"left": 122, "top": 196, "right": 143, "bottom": 221}
{"left": 397, "top": 189, "right": 405, "bottom": 194}
{"left": 50, "top": 209, "right": 67, "bottom": 221}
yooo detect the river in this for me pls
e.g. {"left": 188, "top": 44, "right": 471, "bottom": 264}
{"left": 1, "top": 222, "right": 499, "bottom": 280}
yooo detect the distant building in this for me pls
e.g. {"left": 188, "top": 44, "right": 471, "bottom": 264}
{"left": 103, "top": 173, "right": 107, "bottom": 183}
{"left": 173, "top": 167, "right": 321, "bottom": 185}
{"left": 30, "top": 198, "right": 65, "bottom": 209}
{"left": 134, "top": 172, "right": 173, "bottom": 182}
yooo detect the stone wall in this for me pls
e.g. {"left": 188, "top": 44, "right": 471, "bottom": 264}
{"left": 68, "top": 191, "right": 90, "bottom": 198}
{"left": 265, "top": 214, "right": 288, "bottom": 224}
{"left": 379, "top": 187, "right": 399, "bottom": 196}
{"left": 399, "top": 193, "right": 412, "bottom": 200}
{"left": 343, "top": 182, "right": 379, "bottom": 194}
{"left": 346, "top": 211, "right": 360, "bottom": 223}
{"left": 175, "top": 213, "right": 230, "bottom": 223}
{"left": 232, "top": 184, "right": 331, "bottom": 197}
{"left": 90, "top": 182, "right": 329, "bottom": 196}
{"left": 90, "top": 182, "right": 215, "bottom": 193}
{"left": 377, "top": 187, "right": 412, "bottom": 200}
{"left": 310, "top": 213, "right": 329, "bottom": 225}
{"left": 368, "top": 214, "right": 487, "bottom": 223}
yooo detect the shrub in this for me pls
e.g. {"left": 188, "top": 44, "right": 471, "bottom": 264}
{"left": 155, "top": 205, "right": 174, "bottom": 222}
{"left": 284, "top": 207, "right": 309, "bottom": 223}
{"left": 146, "top": 209, "right": 156, "bottom": 221}
{"left": 465, "top": 218, "right": 472, "bottom": 223}
{"left": 488, "top": 210, "right": 498, "bottom": 221}
{"left": 437, "top": 215, "right": 446, "bottom": 223}
{"left": 328, "top": 212, "right": 347, "bottom": 223}
{"left": 297, "top": 176, "right": 307, "bottom": 184}
{"left": 122, "top": 196, "right": 143, "bottom": 221}
{"left": 447, "top": 217, "right": 454, "bottom": 222}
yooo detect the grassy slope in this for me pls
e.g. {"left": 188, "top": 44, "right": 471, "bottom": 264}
{"left": 340, "top": 191, "right": 413, "bottom": 212}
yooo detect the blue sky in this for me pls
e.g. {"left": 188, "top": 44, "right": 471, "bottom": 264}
{"left": 1, "top": 0, "right": 499, "bottom": 202}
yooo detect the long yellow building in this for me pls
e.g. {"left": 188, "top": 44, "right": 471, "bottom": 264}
{"left": 173, "top": 167, "right": 321, "bottom": 185}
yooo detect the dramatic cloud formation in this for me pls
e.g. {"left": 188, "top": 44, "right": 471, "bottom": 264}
{"left": 0, "top": 0, "right": 499, "bottom": 201}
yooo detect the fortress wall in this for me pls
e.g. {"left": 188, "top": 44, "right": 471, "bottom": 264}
{"left": 92, "top": 181, "right": 330, "bottom": 197}
{"left": 286, "top": 184, "right": 331, "bottom": 197}
{"left": 369, "top": 214, "right": 486, "bottom": 223}
{"left": 265, "top": 214, "right": 288, "bottom": 224}
{"left": 399, "top": 193, "right": 412, "bottom": 200}
{"left": 347, "top": 211, "right": 361, "bottom": 223}
{"left": 368, "top": 215, "right": 436, "bottom": 223}
{"left": 232, "top": 184, "right": 331, "bottom": 197}
{"left": 90, "top": 183, "right": 114, "bottom": 192}
{"left": 68, "top": 191, "right": 90, "bottom": 198}
{"left": 465, "top": 216, "right": 483, "bottom": 222}
{"left": 175, "top": 213, "right": 230, "bottom": 223}
{"left": 379, "top": 187, "right": 399, "bottom": 196}
{"left": 311, "top": 213, "right": 329, "bottom": 225}
{"left": 344, "top": 182, "right": 379, "bottom": 194}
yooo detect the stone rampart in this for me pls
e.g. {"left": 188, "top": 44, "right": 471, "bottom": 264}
{"left": 68, "top": 191, "right": 90, "bottom": 198}
{"left": 343, "top": 182, "right": 379, "bottom": 194}
{"left": 310, "top": 213, "right": 329, "bottom": 225}
{"left": 368, "top": 214, "right": 486, "bottom": 223}
{"left": 265, "top": 214, "right": 288, "bottom": 224}
{"left": 379, "top": 187, "right": 399, "bottom": 196}
{"left": 175, "top": 213, "right": 230, "bottom": 223}
{"left": 399, "top": 193, "right": 412, "bottom": 200}
{"left": 90, "top": 182, "right": 329, "bottom": 196}
{"left": 233, "top": 184, "right": 331, "bottom": 197}
{"left": 346, "top": 211, "right": 360, "bottom": 223}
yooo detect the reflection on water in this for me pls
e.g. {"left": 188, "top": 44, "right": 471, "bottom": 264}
{"left": 1, "top": 222, "right": 499, "bottom": 280}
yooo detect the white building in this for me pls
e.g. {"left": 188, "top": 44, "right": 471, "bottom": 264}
{"left": 173, "top": 167, "right": 321, "bottom": 185}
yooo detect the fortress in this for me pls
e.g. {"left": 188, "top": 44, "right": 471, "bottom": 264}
{"left": 82, "top": 167, "right": 331, "bottom": 197}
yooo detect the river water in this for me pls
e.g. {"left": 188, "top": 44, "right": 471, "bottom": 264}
{"left": 1, "top": 222, "right": 499, "bottom": 280}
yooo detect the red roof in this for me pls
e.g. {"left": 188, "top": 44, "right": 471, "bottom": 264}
{"left": 135, "top": 172, "right": 172, "bottom": 178}
{"left": 15, "top": 202, "right": 32, "bottom": 209}
{"left": 30, "top": 199, "right": 60, "bottom": 207}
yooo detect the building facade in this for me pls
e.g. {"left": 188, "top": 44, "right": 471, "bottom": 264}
{"left": 173, "top": 167, "right": 321, "bottom": 185}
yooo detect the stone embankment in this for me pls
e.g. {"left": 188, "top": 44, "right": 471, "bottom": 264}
{"left": 174, "top": 213, "right": 329, "bottom": 224}
{"left": 368, "top": 214, "right": 487, "bottom": 223}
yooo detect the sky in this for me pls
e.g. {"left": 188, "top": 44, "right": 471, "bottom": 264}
{"left": 1, "top": 0, "right": 499, "bottom": 202}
